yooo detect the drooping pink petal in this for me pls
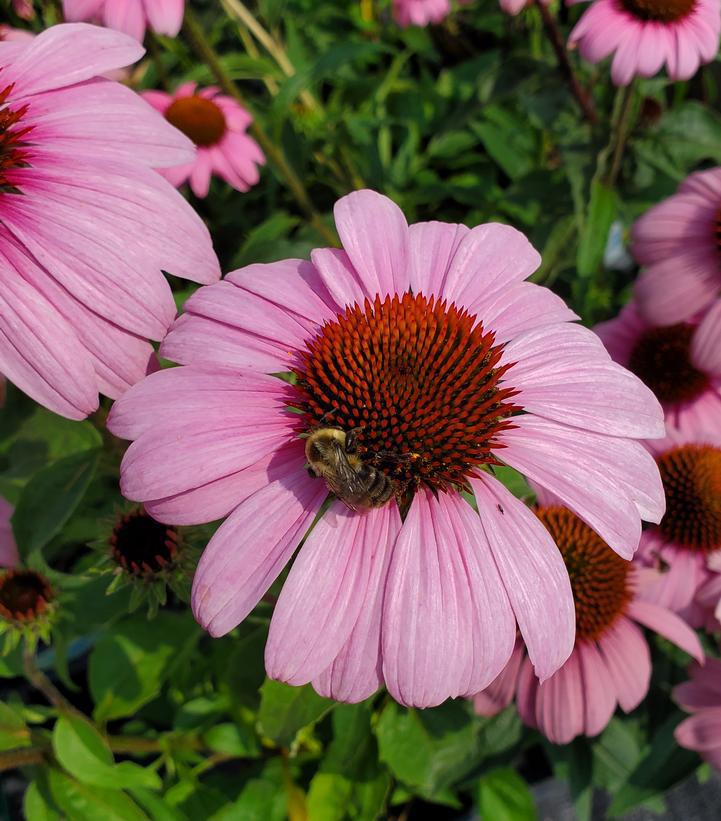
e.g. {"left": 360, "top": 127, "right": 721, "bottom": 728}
{"left": 192, "top": 469, "right": 327, "bottom": 637}
{"left": 577, "top": 640, "right": 618, "bottom": 737}
{"left": 692, "top": 299, "right": 721, "bottom": 375}
{"left": 143, "top": 0, "right": 184, "bottom": 36}
{"left": 470, "top": 473, "right": 575, "bottom": 682}
{"left": 103, "top": 0, "right": 146, "bottom": 41}
{"left": 266, "top": 502, "right": 397, "bottom": 686}
{"left": 313, "top": 504, "right": 402, "bottom": 703}
{"left": 597, "top": 617, "right": 651, "bottom": 712}
{"left": 472, "top": 638, "right": 526, "bottom": 717}
{"left": 500, "top": 416, "right": 664, "bottom": 559}
{"left": 627, "top": 598, "right": 704, "bottom": 662}
{"left": 534, "top": 650, "right": 585, "bottom": 744}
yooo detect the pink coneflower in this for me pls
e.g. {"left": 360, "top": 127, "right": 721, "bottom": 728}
{"left": 0, "top": 498, "right": 19, "bottom": 569}
{"left": 675, "top": 656, "right": 721, "bottom": 770}
{"left": 0, "top": 24, "right": 219, "bottom": 420}
{"left": 474, "top": 499, "right": 703, "bottom": 744}
{"left": 499, "top": 0, "right": 548, "bottom": 14}
{"left": 141, "top": 83, "right": 265, "bottom": 199}
{"left": 108, "top": 189, "right": 665, "bottom": 708}
{"left": 634, "top": 424, "right": 721, "bottom": 621}
{"left": 63, "top": 0, "right": 183, "bottom": 41}
{"left": 568, "top": 0, "right": 721, "bottom": 86}
{"left": 11, "top": 0, "right": 34, "bottom": 20}
{"left": 595, "top": 299, "right": 721, "bottom": 432}
{"left": 393, "top": 0, "right": 451, "bottom": 26}
{"left": 633, "top": 168, "right": 721, "bottom": 325}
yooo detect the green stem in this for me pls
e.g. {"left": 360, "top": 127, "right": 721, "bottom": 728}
{"left": 182, "top": 9, "right": 337, "bottom": 247}
{"left": 604, "top": 83, "right": 637, "bottom": 187}
{"left": 0, "top": 747, "right": 46, "bottom": 772}
{"left": 22, "top": 646, "right": 76, "bottom": 715}
{"left": 535, "top": 0, "right": 597, "bottom": 124}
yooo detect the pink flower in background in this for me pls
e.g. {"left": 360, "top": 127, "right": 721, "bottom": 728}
{"left": 633, "top": 168, "right": 721, "bottom": 325}
{"left": 499, "top": 0, "right": 548, "bottom": 15}
{"left": 0, "top": 27, "right": 35, "bottom": 42}
{"left": 634, "top": 425, "right": 721, "bottom": 622}
{"left": 0, "top": 25, "right": 220, "bottom": 420}
{"left": 0, "top": 498, "right": 19, "bottom": 569}
{"left": 63, "top": 0, "right": 184, "bottom": 41}
{"left": 142, "top": 83, "right": 265, "bottom": 199}
{"left": 675, "top": 656, "right": 721, "bottom": 770}
{"left": 11, "top": 0, "right": 34, "bottom": 20}
{"left": 595, "top": 299, "right": 721, "bottom": 433}
{"left": 474, "top": 498, "right": 703, "bottom": 744}
{"left": 568, "top": 0, "right": 720, "bottom": 86}
{"left": 109, "top": 189, "right": 665, "bottom": 708}
{"left": 393, "top": 0, "right": 450, "bottom": 27}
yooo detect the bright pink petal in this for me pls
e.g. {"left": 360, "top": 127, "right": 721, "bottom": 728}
{"left": 534, "top": 650, "right": 585, "bottom": 744}
{"left": 577, "top": 640, "right": 617, "bottom": 737}
{"left": 407, "top": 221, "right": 469, "bottom": 296}
{"left": 192, "top": 469, "right": 327, "bottom": 637}
{"left": 103, "top": 0, "right": 146, "bottom": 41}
{"left": 144, "top": 0, "right": 184, "bottom": 36}
{"left": 470, "top": 473, "right": 575, "bottom": 682}
{"left": 3, "top": 24, "right": 144, "bottom": 97}
{"left": 310, "top": 248, "right": 368, "bottom": 311}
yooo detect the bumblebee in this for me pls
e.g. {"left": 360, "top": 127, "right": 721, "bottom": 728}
{"left": 304, "top": 428, "right": 394, "bottom": 510}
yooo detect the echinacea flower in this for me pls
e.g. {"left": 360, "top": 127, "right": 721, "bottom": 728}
{"left": 393, "top": 0, "right": 451, "bottom": 27}
{"left": 633, "top": 168, "right": 721, "bottom": 325}
{"left": 108, "top": 189, "right": 665, "bottom": 708}
{"left": 0, "top": 569, "right": 55, "bottom": 653}
{"left": 63, "top": 0, "right": 183, "bottom": 41}
{"left": 0, "top": 24, "right": 219, "bottom": 420}
{"left": 568, "top": 0, "right": 721, "bottom": 86}
{"left": 595, "top": 299, "right": 721, "bottom": 432}
{"left": 0, "top": 497, "right": 18, "bottom": 569}
{"left": 11, "top": 0, "right": 34, "bottom": 20}
{"left": 474, "top": 498, "right": 703, "bottom": 744}
{"left": 141, "top": 83, "right": 265, "bottom": 199}
{"left": 499, "top": 0, "right": 548, "bottom": 15}
{"left": 634, "top": 424, "right": 721, "bottom": 620}
{"left": 675, "top": 656, "right": 721, "bottom": 771}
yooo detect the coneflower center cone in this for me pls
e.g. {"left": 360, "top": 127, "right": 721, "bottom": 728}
{"left": 620, "top": 0, "right": 696, "bottom": 22}
{"left": 0, "top": 570, "right": 53, "bottom": 623}
{"left": 292, "top": 292, "right": 520, "bottom": 503}
{"left": 165, "top": 96, "right": 226, "bottom": 147}
{"left": 0, "top": 85, "right": 32, "bottom": 189}
{"left": 536, "top": 506, "right": 632, "bottom": 641}
{"left": 627, "top": 324, "right": 708, "bottom": 404}
{"left": 111, "top": 509, "right": 179, "bottom": 577}
{"left": 658, "top": 445, "right": 721, "bottom": 552}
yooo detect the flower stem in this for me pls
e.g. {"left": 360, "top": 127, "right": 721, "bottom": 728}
{"left": 0, "top": 747, "right": 46, "bottom": 771}
{"left": 22, "top": 646, "right": 76, "bottom": 714}
{"left": 604, "top": 82, "right": 637, "bottom": 188}
{"left": 535, "top": 0, "right": 597, "bottom": 124}
{"left": 182, "top": 8, "right": 338, "bottom": 246}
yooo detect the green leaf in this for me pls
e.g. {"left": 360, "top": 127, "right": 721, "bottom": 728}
{"left": 89, "top": 612, "right": 199, "bottom": 722}
{"left": 592, "top": 717, "right": 642, "bottom": 791}
{"left": 129, "top": 788, "right": 187, "bottom": 821}
{"left": 210, "top": 761, "right": 287, "bottom": 821}
{"left": 202, "top": 722, "right": 260, "bottom": 758}
{"left": 12, "top": 449, "right": 100, "bottom": 559}
{"left": 478, "top": 768, "right": 537, "bottom": 821}
{"left": 23, "top": 781, "right": 61, "bottom": 821}
{"left": 0, "top": 699, "right": 30, "bottom": 751}
{"left": 608, "top": 715, "right": 700, "bottom": 816}
{"left": 257, "top": 679, "right": 334, "bottom": 747}
{"left": 47, "top": 768, "right": 149, "bottom": 821}
{"left": 307, "top": 773, "right": 353, "bottom": 821}
{"left": 375, "top": 700, "right": 482, "bottom": 797}
{"left": 576, "top": 180, "right": 618, "bottom": 279}
{"left": 52, "top": 714, "right": 161, "bottom": 790}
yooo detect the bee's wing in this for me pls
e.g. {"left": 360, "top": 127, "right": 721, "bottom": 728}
{"left": 323, "top": 449, "right": 366, "bottom": 510}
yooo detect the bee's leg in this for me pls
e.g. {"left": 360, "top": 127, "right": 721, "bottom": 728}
{"left": 345, "top": 426, "right": 366, "bottom": 454}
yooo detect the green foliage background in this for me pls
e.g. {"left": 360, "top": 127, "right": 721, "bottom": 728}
{"left": 2, "top": 0, "right": 720, "bottom": 818}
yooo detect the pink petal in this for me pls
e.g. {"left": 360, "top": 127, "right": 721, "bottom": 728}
{"left": 597, "top": 617, "right": 651, "bottom": 712}
{"left": 675, "top": 708, "right": 721, "bottom": 752}
{"left": 499, "top": 416, "right": 664, "bottom": 559}
{"left": 382, "top": 490, "right": 515, "bottom": 707}
{"left": 103, "top": 0, "right": 147, "bottom": 41}
{"left": 692, "top": 298, "right": 721, "bottom": 375}
{"left": 627, "top": 598, "right": 704, "bottom": 662}
{"left": 310, "top": 248, "right": 368, "bottom": 311}
{"left": 470, "top": 474, "right": 575, "bottom": 682}
{"left": 313, "top": 504, "right": 402, "bottom": 703}
{"left": 439, "top": 223, "right": 541, "bottom": 308}
{"left": 635, "top": 258, "right": 720, "bottom": 326}
{"left": 577, "top": 640, "right": 618, "bottom": 737}
{"left": 144, "top": 0, "right": 184, "bottom": 36}
{"left": 192, "top": 469, "right": 327, "bottom": 637}
{"left": 534, "top": 650, "right": 585, "bottom": 744}
{"left": 407, "top": 221, "right": 469, "bottom": 297}
{"left": 3, "top": 24, "right": 144, "bottom": 97}
{"left": 472, "top": 637, "right": 525, "bottom": 717}
{"left": 0, "top": 498, "right": 19, "bottom": 569}
{"left": 266, "top": 502, "right": 393, "bottom": 686}
{"left": 334, "top": 190, "right": 410, "bottom": 297}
